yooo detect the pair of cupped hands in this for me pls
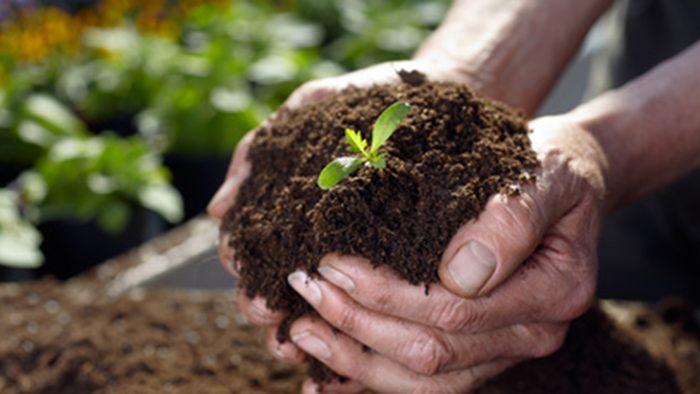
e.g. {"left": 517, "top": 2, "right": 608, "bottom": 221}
{"left": 208, "top": 60, "right": 608, "bottom": 394}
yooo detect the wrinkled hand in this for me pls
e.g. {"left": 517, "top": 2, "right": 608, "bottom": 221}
{"left": 283, "top": 117, "right": 607, "bottom": 394}
{"left": 208, "top": 66, "right": 608, "bottom": 392}
{"left": 207, "top": 59, "right": 475, "bottom": 391}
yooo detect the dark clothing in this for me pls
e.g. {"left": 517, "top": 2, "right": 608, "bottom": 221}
{"left": 596, "top": 0, "right": 700, "bottom": 303}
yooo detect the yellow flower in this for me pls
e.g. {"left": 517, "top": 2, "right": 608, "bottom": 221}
{"left": 0, "top": 0, "right": 230, "bottom": 64}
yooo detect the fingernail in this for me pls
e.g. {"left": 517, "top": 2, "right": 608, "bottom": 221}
{"left": 288, "top": 271, "right": 322, "bottom": 305}
{"left": 448, "top": 241, "right": 497, "bottom": 296}
{"left": 318, "top": 266, "right": 355, "bottom": 293}
{"left": 208, "top": 176, "right": 237, "bottom": 213}
{"left": 292, "top": 331, "right": 331, "bottom": 360}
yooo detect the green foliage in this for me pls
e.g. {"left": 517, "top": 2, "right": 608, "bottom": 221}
{"left": 0, "top": 95, "right": 181, "bottom": 267}
{"left": 318, "top": 101, "right": 410, "bottom": 189}
{"left": 0, "top": 0, "right": 448, "bottom": 267}
{"left": 0, "top": 190, "right": 43, "bottom": 268}
{"left": 26, "top": 134, "right": 182, "bottom": 232}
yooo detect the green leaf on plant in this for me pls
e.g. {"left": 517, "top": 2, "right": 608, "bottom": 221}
{"left": 0, "top": 189, "right": 43, "bottom": 268}
{"left": 369, "top": 154, "right": 386, "bottom": 169}
{"left": 0, "top": 235, "right": 43, "bottom": 268}
{"left": 317, "top": 156, "right": 364, "bottom": 190}
{"left": 345, "top": 128, "right": 367, "bottom": 153}
{"left": 23, "top": 94, "right": 87, "bottom": 138}
{"left": 97, "top": 200, "right": 131, "bottom": 234}
{"left": 138, "top": 183, "right": 184, "bottom": 224}
{"left": 370, "top": 101, "right": 410, "bottom": 153}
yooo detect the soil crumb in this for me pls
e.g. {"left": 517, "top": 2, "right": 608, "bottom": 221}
{"left": 222, "top": 80, "right": 538, "bottom": 374}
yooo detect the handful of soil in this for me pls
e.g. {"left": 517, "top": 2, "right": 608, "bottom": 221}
{"left": 222, "top": 75, "right": 538, "bottom": 381}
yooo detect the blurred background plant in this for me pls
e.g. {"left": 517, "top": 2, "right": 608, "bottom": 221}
{"left": 0, "top": 0, "right": 448, "bottom": 279}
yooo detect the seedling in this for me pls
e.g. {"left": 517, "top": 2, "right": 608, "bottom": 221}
{"left": 317, "top": 101, "right": 411, "bottom": 189}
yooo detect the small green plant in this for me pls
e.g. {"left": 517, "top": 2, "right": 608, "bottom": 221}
{"left": 317, "top": 101, "right": 410, "bottom": 189}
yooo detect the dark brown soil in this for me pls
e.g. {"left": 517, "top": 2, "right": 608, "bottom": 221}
{"left": 0, "top": 280, "right": 305, "bottom": 394}
{"left": 476, "top": 307, "right": 684, "bottom": 394}
{"left": 222, "top": 78, "right": 538, "bottom": 373}
{"left": 1, "top": 280, "right": 699, "bottom": 393}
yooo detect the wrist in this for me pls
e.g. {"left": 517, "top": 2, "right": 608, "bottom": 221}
{"left": 565, "top": 100, "right": 633, "bottom": 214}
{"left": 414, "top": 0, "right": 613, "bottom": 115}
{"left": 529, "top": 115, "right": 611, "bottom": 212}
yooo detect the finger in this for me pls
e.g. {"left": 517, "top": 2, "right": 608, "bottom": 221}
{"left": 318, "top": 251, "right": 593, "bottom": 333}
{"left": 217, "top": 231, "right": 240, "bottom": 278}
{"left": 235, "top": 290, "right": 285, "bottom": 326}
{"left": 301, "top": 378, "right": 366, "bottom": 394}
{"left": 266, "top": 325, "right": 306, "bottom": 364}
{"left": 289, "top": 270, "right": 567, "bottom": 374}
{"left": 207, "top": 131, "right": 255, "bottom": 219}
{"left": 283, "top": 60, "right": 440, "bottom": 110}
{"left": 283, "top": 79, "right": 343, "bottom": 110}
{"left": 439, "top": 153, "right": 585, "bottom": 298}
{"left": 290, "top": 317, "right": 518, "bottom": 394}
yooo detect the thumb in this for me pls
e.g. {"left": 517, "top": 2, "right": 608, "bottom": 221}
{"left": 438, "top": 181, "right": 566, "bottom": 298}
{"left": 207, "top": 131, "right": 255, "bottom": 219}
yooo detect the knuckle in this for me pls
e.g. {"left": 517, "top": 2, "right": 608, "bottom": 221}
{"left": 295, "top": 81, "right": 315, "bottom": 96}
{"left": 435, "top": 300, "right": 485, "bottom": 333}
{"left": 554, "top": 267, "right": 596, "bottom": 321}
{"left": 344, "top": 361, "right": 372, "bottom": 384}
{"left": 568, "top": 278, "right": 596, "bottom": 319}
{"left": 524, "top": 325, "right": 567, "bottom": 358}
{"left": 401, "top": 332, "right": 452, "bottom": 376}
{"left": 295, "top": 80, "right": 325, "bottom": 100}
{"left": 365, "top": 283, "right": 394, "bottom": 312}
{"left": 334, "top": 306, "right": 360, "bottom": 334}
{"left": 432, "top": 300, "right": 469, "bottom": 332}
{"left": 503, "top": 199, "right": 541, "bottom": 246}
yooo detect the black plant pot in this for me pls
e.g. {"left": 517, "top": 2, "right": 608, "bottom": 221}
{"left": 164, "top": 154, "right": 230, "bottom": 222}
{"left": 35, "top": 208, "right": 166, "bottom": 280}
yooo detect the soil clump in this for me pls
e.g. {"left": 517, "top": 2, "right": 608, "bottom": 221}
{"left": 223, "top": 78, "right": 537, "bottom": 371}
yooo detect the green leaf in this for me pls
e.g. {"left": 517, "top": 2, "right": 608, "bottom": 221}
{"left": 0, "top": 235, "right": 43, "bottom": 268}
{"left": 96, "top": 201, "right": 131, "bottom": 234}
{"left": 317, "top": 156, "right": 364, "bottom": 189}
{"left": 0, "top": 189, "right": 43, "bottom": 268}
{"left": 23, "top": 94, "right": 87, "bottom": 137}
{"left": 345, "top": 128, "right": 367, "bottom": 154}
{"left": 138, "top": 183, "right": 184, "bottom": 224}
{"left": 370, "top": 101, "right": 411, "bottom": 153}
{"left": 369, "top": 154, "right": 386, "bottom": 169}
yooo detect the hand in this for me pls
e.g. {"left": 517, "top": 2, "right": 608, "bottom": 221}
{"left": 207, "top": 58, "right": 477, "bottom": 387}
{"left": 284, "top": 115, "right": 608, "bottom": 393}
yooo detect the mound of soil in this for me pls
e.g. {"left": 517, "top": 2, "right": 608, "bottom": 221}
{"left": 1, "top": 279, "right": 698, "bottom": 393}
{"left": 477, "top": 307, "right": 683, "bottom": 394}
{"left": 222, "top": 78, "right": 538, "bottom": 378}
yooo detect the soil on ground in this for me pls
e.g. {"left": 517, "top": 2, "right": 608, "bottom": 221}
{"left": 1, "top": 280, "right": 699, "bottom": 393}
{"left": 0, "top": 280, "right": 304, "bottom": 394}
{"left": 222, "top": 78, "right": 538, "bottom": 379}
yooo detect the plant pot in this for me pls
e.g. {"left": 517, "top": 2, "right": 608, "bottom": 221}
{"left": 164, "top": 154, "right": 229, "bottom": 222}
{"left": 36, "top": 207, "right": 166, "bottom": 280}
